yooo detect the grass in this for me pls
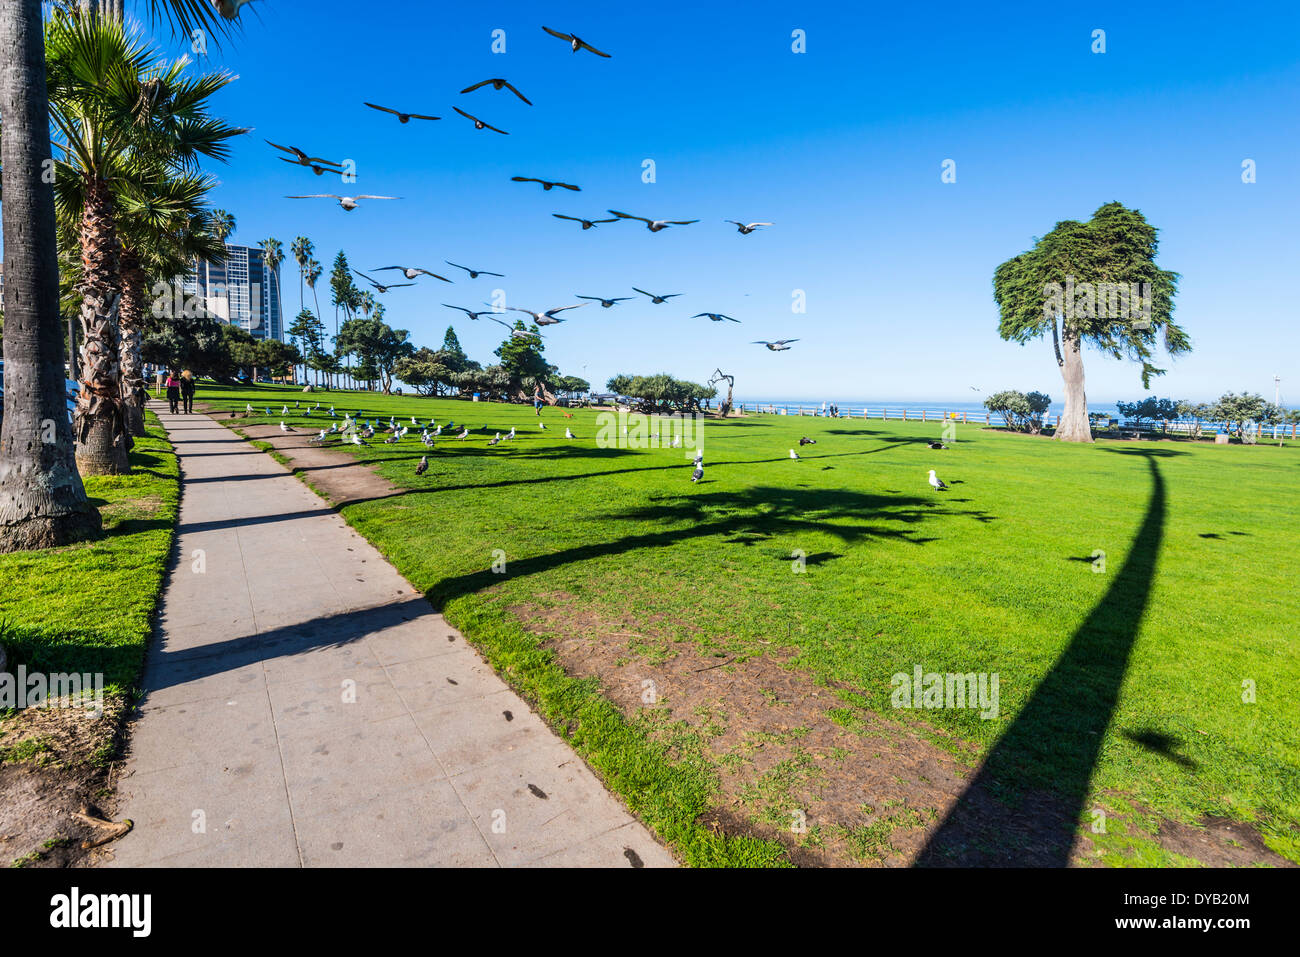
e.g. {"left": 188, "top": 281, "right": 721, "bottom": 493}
{"left": 200, "top": 384, "right": 1300, "bottom": 865}
{"left": 0, "top": 409, "right": 180, "bottom": 702}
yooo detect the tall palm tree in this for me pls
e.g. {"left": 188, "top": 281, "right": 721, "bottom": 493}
{"left": 0, "top": 0, "right": 230, "bottom": 547}
{"left": 210, "top": 208, "right": 235, "bottom": 242}
{"left": 290, "top": 236, "right": 313, "bottom": 314}
{"left": 46, "top": 14, "right": 243, "bottom": 473}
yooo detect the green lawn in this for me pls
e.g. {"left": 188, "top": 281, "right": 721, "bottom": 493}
{"left": 202, "top": 384, "right": 1300, "bottom": 865}
{"left": 0, "top": 410, "right": 180, "bottom": 698}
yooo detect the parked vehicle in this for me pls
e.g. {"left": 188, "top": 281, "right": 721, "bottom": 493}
{"left": 0, "top": 360, "right": 78, "bottom": 425}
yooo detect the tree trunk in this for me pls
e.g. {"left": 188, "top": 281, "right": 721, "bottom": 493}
{"left": 118, "top": 252, "right": 148, "bottom": 437}
{"left": 1055, "top": 324, "right": 1093, "bottom": 443}
{"left": 74, "top": 177, "right": 130, "bottom": 474}
{"left": 0, "top": 0, "right": 102, "bottom": 552}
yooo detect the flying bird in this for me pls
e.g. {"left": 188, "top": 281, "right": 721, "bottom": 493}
{"left": 415, "top": 455, "right": 428, "bottom": 475}
{"left": 452, "top": 106, "right": 508, "bottom": 134}
{"left": 213, "top": 0, "right": 257, "bottom": 19}
{"left": 442, "top": 303, "right": 494, "bottom": 320}
{"left": 286, "top": 194, "right": 398, "bottom": 211}
{"left": 553, "top": 213, "right": 618, "bottom": 230}
{"left": 488, "top": 316, "right": 544, "bottom": 340}
{"left": 726, "top": 221, "right": 773, "bottom": 234}
{"left": 512, "top": 176, "right": 580, "bottom": 192}
{"left": 460, "top": 78, "right": 533, "bottom": 105}
{"left": 373, "top": 266, "right": 453, "bottom": 282}
{"left": 609, "top": 210, "right": 698, "bottom": 232}
{"left": 632, "top": 287, "right": 681, "bottom": 304}
{"left": 753, "top": 339, "right": 799, "bottom": 351}
{"left": 445, "top": 262, "right": 503, "bottom": 279}
{"left": 928, "top": 469, "right": 949, "bottom": 491}
{"left": 693, "top": 312, "right": 739, "bottom": 323}
{"left": 507, "top": 304, "right": 586, "bottom": 325}
{"left": 267, "top": 141, "right": 343, "bottom": 171}
{"left": 576, "top": 295, "right": 632, "bottom": 308}
{"left": 541, "top": 26, "right": 612, "bottom": 57}
{"left": 353, "top": 268, "right": 413, "bottom": 293}
{"left": 364, "top": 102, "right": 440, "bottom": 123}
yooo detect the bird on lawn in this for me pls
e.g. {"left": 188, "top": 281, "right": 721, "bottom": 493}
{"left": 789, "top": 449, "right": 800, "bottom": 459}
{"left": 753, "top": 339, "right": 799, "bottom": 351}
{"left": 538, "top": 421, "right": 547, "bottom": 430}
{"left": 443, "top": 304, "right": 494, "bottom": 321}
{"left": 375, "top": 266, "right": 453, "bottom": 283}
{"left": 928, "top": 469, "right": 949, "bottom": 491}
{"left": 691, "top": 459, "right": 704, "bottom": 483}
{"left": 799, "top": 436, "right": 816, "bottom": 446}
{"left": 693, "top": 312, "right": 739, "bottom": 323}
{"left": 353, "top": 268, "right": 413, "bottom": 293}
{"left": 576, "top": 295, "right": 633, "bottom": 308}
{"left": 553, "top": 214, "right": 619, "bottom": 230}
{"left": 565, "top": 427, "right": 575, "bottom": 439}
{"left": 266, "top": 141, "right": 344, "bottom": 173}
{"left": 351, "top": 432, "right": 367, "bottom": 446}
{"left": 364, "top": 102, "right": 440, "bottom": 123}
{"left": 445, "top": 262, "right": 503, "bottom": 279}
{"left": 460, "top": 78, "right": 532, "bottom": 105}
{"left": 313, "top": 428, "right": 328, "bottom": 443}
{"left": 542, "top": 26, "right": 612, "bottom": 57}
{"left": 927, "top": 441, "right": 948, "bottom": 450}
{"left": 457, "top": 427, "right": 470, "bottom": 440}
{"left": 633, "top": 287, "right": 681, "bottom": 304}
{"left": 609, "top": 211, "right": 698, "bottom": 232}
{"left": 415, "top": 455, "right": 428, "bottom": 475}
{"left": 281, "top": 405, "right": 288, "bottom": 414}
{"left": 452, "top": 106, "right": 508, "bottom": 134}
{"left": 507, "top": 427, "right": 516, "bottom": 440}
{"left": 512, "top": 176, "right": 580, "bottom": 192}
{"left": 488, "top": 433, "right": 502, "bottom": 446}
{"left": 726, "top": 220, "right": 773, "bottom": 234}
{"left": 286, "top": 194, "right": 398, "bottom": 212}
{"left": 245, "top": 403, "right": 253, "bottom": 413}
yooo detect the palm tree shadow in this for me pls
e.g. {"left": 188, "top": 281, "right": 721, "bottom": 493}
{"left": 914, "top": 448, "right": 1176, "bottom": 867}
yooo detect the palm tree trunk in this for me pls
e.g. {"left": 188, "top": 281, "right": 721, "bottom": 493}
{"left": 74, "top": 176, "right": 131, "bottom": 474}
{"left": 118, "top": 250, "right": 148, "bottom": 437}
{"left": 0, "top": 0, "right": 102, "bottom": 551}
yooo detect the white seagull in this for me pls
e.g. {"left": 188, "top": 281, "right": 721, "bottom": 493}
{"left": 726, "top": 221, "right": 773, "bottom": 234}
{"left": 609, "top": 210, "right": 698, "bottom": 232}
{"left": 789, "top": 449, "right": 800, "bottom": 460}
{"left": 753, "top": 339, "right": 800, "bottom": 351}
{"left": 565, "top": 427, "right": 575, "bottom": 439}
{"left": 928, "top": 469, "right": 949, "bottom": 491}
{"left": 286, "top": 194, "right": 399, "bottom": 212}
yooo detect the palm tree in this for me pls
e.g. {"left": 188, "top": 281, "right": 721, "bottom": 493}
{"left": 46, "top": 14, "right": 243, "bottom": 473}
{"left": 290, "top": 236, "right": 313, "bottom": 315}
{"left": 210, "top": 208, "right": 235, "bottom": 242}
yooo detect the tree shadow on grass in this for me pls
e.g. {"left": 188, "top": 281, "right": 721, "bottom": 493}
{"left": 914, "top": 448, "right": 1181, "bottom": 867}
{"left": 426, "top": 485, "right": 995, "bottom": 608}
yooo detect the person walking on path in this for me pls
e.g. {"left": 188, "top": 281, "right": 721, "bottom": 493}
{"left": 180, "top": 370, "right": 196, "bottom": 414}
{"left": 165, "top": 370, "right": 181, "bottom": 414}
{"left": 534, "top": 384, "right": 543, "bottom": 416}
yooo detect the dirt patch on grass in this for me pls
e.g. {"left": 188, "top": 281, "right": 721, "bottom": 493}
{"left": 0, "top": 697, "right": 132, "bottom": 867}
{"left": 197, "top": 403, "right": 402, "bottom": 506}
{"left": 509, "top": 595, "right": 1293, "bottom": 868}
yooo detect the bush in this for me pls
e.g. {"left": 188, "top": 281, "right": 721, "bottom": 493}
{"left": 984, "top": 390, "right": 1051, "bottom": 433}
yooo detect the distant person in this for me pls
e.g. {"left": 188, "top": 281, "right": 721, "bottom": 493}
{"left": 165, "top": 370, "right": 181, "bottom": 414}
{"left": 154, "top": 368, "right": 165, "bottom": 397}
{"left": 533, "top": 385, "right": 543, "bottom": 416}
{"left": 180, "top": 370, "right": 196, "bottom": 414}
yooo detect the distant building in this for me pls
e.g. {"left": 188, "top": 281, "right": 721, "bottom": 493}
{"left": 183, "top": 243, "right": 283, "bottom": 341}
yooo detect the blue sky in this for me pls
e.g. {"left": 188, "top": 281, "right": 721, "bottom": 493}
{"left": 134, "top": 0, "right": 1298, "bottom": 403}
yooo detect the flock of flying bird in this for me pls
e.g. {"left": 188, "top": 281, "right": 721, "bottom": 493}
{"left": 270, "top": 24, "right": 800, "bottom": 353}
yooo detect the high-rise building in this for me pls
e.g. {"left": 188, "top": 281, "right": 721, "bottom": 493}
{"left": 183, "top": 243, "right": 283, "bottom": 341}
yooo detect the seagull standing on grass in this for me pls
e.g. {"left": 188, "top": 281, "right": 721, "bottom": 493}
{"left": 789, "top": 449, "right": 800, "bottom": 460}
{"left": 565, "top": 427, "right": 575, "bottom": 439}
{"left": 928, "top": 469, "right": 949, "bottom": 491}
{"left": 415, "top": 456, "right": 428, "bottom": 476}
{"left": 458, "top": 427, "right": 470, "bottom": 440}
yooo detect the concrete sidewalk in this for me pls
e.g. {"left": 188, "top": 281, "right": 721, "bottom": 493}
{"left": 107, "top": 404, "right": 672, "bottom": 867}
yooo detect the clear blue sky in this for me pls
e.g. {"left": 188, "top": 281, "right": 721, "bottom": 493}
{"left": 135, "top": 0, "right": 1299, "bottom": 404}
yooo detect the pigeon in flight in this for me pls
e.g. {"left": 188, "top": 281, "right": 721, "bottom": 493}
{"left": 576, "top": 295, "right": 633, "bottom": 308}
{"left": 507, "top": 304, "right": 586, "bottom": 325}
{"left": 512, "top": 176, "right": 580, "bottom": 192}
{"left": 353, "top": 268, "right": 413, "bottom": 293}
{"left": 726, "top": 221, "right": 773, "bottom": 234}
{"left": 633, "top": 287, "right": 681, "bottom": 304}
{"left": 693, "top": 312, "right": 739, "bottom": 323}
{"left": 375, "top": 266, "right": 453, "bottom": 283}
{"left": 553, "top": 214, "right": 619, "bottom": 230}
{"left": 443, "top": 304, "right": 494, "bottom": 320}
{"left": 214, "top": 0, "right": 258, "bottom": 20}
{"left": 753, "top": 339, "right": 799, "bottom": 351}
{"left": 488, "top": 316, "right": 545, "bottom": 340}
{"left": 460, "top": 78, "right": 532, "bottom": 105}
{"left": 799, "top": 436, "right": 817, "bottom": 446}
{"left": 364, "top": 102, "right": 440, "bottom": 123}
{"left": 445, "top": 262, "right": 503, "bottom": 279}
{"left": 609, "top": 210, "right": 698, "bottom": 232}
{"left": 415, "top": 455, "right": 428, "bottom": 476}
{"left": 267, "top": 141, "right": 344, "bottom": 173}
{"left": 286, "top": 194, "right": 398, "bottom": 212}
{"left": 280, "top": 157, "right": 347, "bottom": 177}
{"left": 789, "top": 449, "right": 800, "bottom": 460}
{"left": 542, "top": 26, "right": 612, "bottom": 57}
{"left": 452, "top": 106, "right": 508, "bottom": 134}
{"left": 928, "top": 469, "right": 949, "bottom": 491}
